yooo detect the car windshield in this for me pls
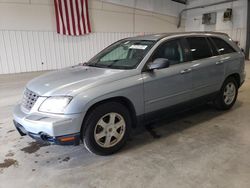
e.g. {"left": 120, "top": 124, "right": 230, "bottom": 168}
{"left": 86, "top": 40, "right": 155, "bottom": 69}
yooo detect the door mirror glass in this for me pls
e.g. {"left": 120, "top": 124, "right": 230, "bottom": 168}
{"left": 147, "top": 58, "right": 170, "bottom": 71}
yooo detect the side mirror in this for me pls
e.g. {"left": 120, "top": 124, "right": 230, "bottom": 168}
{"left": 147, "top": 58, "right": 170, "bottom": 71}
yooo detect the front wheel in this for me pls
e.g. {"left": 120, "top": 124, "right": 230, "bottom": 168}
{"left": 214, "top": 77, "right": 238, "bottom": 110}
{"left": 82, "top": 102, "right": 131, "bottom": 155}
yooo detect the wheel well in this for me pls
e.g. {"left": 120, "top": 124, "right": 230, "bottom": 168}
{"left": 227, "top": 73, "right": 240, "bottom": 87}
{"left": 81, "top": 97, "right": 137, "bottom": 135}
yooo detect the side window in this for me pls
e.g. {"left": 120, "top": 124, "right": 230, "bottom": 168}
{"left": 211, "top": 37, "right": 236, "bottom": 55}
{"left": 151, "top": 40, "right": 184, "bottom": 65}
{"left": 207, "top": 38, "right": 219, "bottom": 56}
{"left": 186, "top": 37, "right": 212, "bottom": 60}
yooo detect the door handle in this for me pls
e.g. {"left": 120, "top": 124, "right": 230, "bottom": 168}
{"left": 180, "top": 68, "right": 192, "bottom": 74}
{"left": 215, "top": 61, "right": 224, "bottom": 65}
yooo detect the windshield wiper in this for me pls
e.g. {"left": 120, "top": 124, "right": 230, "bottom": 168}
{"left": 85, "top": 62, "right": 99, "bottom": 67}
{"left": 84, "top": 60, "right": 124, "bottom": 69}
{"left": 106, "top": 60, "right": 120, "bottom": 68}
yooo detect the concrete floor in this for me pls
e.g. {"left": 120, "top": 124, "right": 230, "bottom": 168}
{"left": 0, "top": 62, "right": 250, "bottom": 188}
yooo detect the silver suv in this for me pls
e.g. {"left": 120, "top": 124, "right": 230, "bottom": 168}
{"left": 13, "top": 32, "right": 246, "bottom": 155}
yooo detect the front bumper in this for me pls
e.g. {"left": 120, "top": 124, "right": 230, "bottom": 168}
{"left": 13, "top": 104, "right": 84, "bottom": 145}
{"left": 14, "top": 120, "right": 80, "bottom": 145}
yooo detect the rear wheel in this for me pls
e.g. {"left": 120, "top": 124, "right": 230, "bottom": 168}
{"left": 82, "top": 102, "right": 131, "bottom": 155}
{"left": 214, "top": 77, "right": 238, "bottom": 110}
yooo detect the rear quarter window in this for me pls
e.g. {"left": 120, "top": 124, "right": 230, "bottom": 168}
{"left": 211, "top": 37, "right": 236, "bottom": 55}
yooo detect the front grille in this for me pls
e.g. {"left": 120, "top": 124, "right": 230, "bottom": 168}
{"left": 21, "top": 88, "right": 39, "bottom": 111}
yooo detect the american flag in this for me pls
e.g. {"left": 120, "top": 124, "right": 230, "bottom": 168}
{"left": 54, "top": 0, "right": 91, "bottom": 36}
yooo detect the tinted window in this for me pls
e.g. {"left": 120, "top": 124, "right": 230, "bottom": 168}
{"left": 207, "top": 38, "right": 219, "bottom": 56}
{"left": 186, "top": 37, "right": 212, "bottom": 60}
{"left": 151, "top": 40, "right": 184, "bottom": 65}
{"left": 211, "top": 37, "right": 236, "bottom": 55}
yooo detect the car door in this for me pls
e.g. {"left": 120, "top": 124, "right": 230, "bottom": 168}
{"left": 185, "top": 37, "right": 224, "bottom": 98}
{"left": 142, "top": 38, "right": 193, "bottom": 114}
{"left": 210, "top": 36, "right": 240, "bottom": 86}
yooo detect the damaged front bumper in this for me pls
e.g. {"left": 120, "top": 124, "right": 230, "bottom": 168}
{"left": 13, "top": 104, "right": 83, "bottom": 145}
{"left": 14, "top": 120, "right": 80, "bottom": 145}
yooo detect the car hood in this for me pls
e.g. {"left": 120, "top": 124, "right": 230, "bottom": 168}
{"left": 27, "top": 65, "right": 137, "bottom": 96}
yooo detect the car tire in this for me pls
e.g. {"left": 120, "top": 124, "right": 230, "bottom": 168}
{"left": 214, "top": 77, "right": 238, "bottom": 110}
{"left": 82, "top": 102, "right": 131, "bottom": 155}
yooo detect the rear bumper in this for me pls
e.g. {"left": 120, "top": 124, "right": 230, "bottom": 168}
{"left": 13, "top": 104, "right": 84, "bottom": 145}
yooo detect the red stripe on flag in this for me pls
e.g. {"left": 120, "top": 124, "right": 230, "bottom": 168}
{"left": 85, "top": 0, "right": 91, "bottom": 33}
{"left": 64, "top": 0, "right": 71, "bottom": 35}
{"left": 58, "top": 0, "right": 66, "bottom": 35}
{"left": 69, "top": 0, "right": 76, "bottom": 35}
{"left": 75, "top": 0, "right": 82, "bottom": 35}
{"left": 54, "top": 0, "right": 60, "bottom": 33}
{"left": 81, "top": 0, "right": 86, "bottom": 34}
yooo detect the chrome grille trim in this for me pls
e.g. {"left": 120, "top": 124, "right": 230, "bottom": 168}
{"left": 21, "top": 88, "right": 39, "bottom": 111}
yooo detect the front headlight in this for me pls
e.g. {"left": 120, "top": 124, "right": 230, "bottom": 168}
{"left": 39, "top": 96, "right": 73, "bottom": 114}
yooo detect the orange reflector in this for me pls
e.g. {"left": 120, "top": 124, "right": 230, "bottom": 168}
{"left": 60, "top": 137, "right": 75, "bottom": 142}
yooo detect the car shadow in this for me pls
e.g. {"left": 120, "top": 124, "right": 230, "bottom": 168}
{"left": 122, "top": 100, "right": 243, "bottom": 153}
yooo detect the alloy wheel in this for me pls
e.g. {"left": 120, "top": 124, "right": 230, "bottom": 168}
{"left": 223, "top": 82, "right": 236, "bottom": 105}
{"left": 94, "top": 112, "right": 126, "bottom": 148}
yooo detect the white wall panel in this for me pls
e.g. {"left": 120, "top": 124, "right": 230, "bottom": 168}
{"left": 0, "top": 0, "right": 184, "bottom": 74}
{"left": 102, "top": 0, "right": 185, "bottom": 17}
{"left": 0, "top": 31, "right": 144, "bottom": 74}
{"left": 0, "top": 31, "right": 9, "bottom": 74}
{"left": 185, "top": 0, "right": 247, "bottom": 49}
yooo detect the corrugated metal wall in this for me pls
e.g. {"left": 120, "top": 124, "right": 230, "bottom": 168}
{"left": 0, "top": 31, "right": 143, "bottom": 74}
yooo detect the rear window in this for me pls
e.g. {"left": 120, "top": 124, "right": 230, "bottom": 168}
{"left": 211, "top": 37, "right": 236, "bottom": 55}
{"left": 186, "top": 37, "right": 212, "bottom": 60}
